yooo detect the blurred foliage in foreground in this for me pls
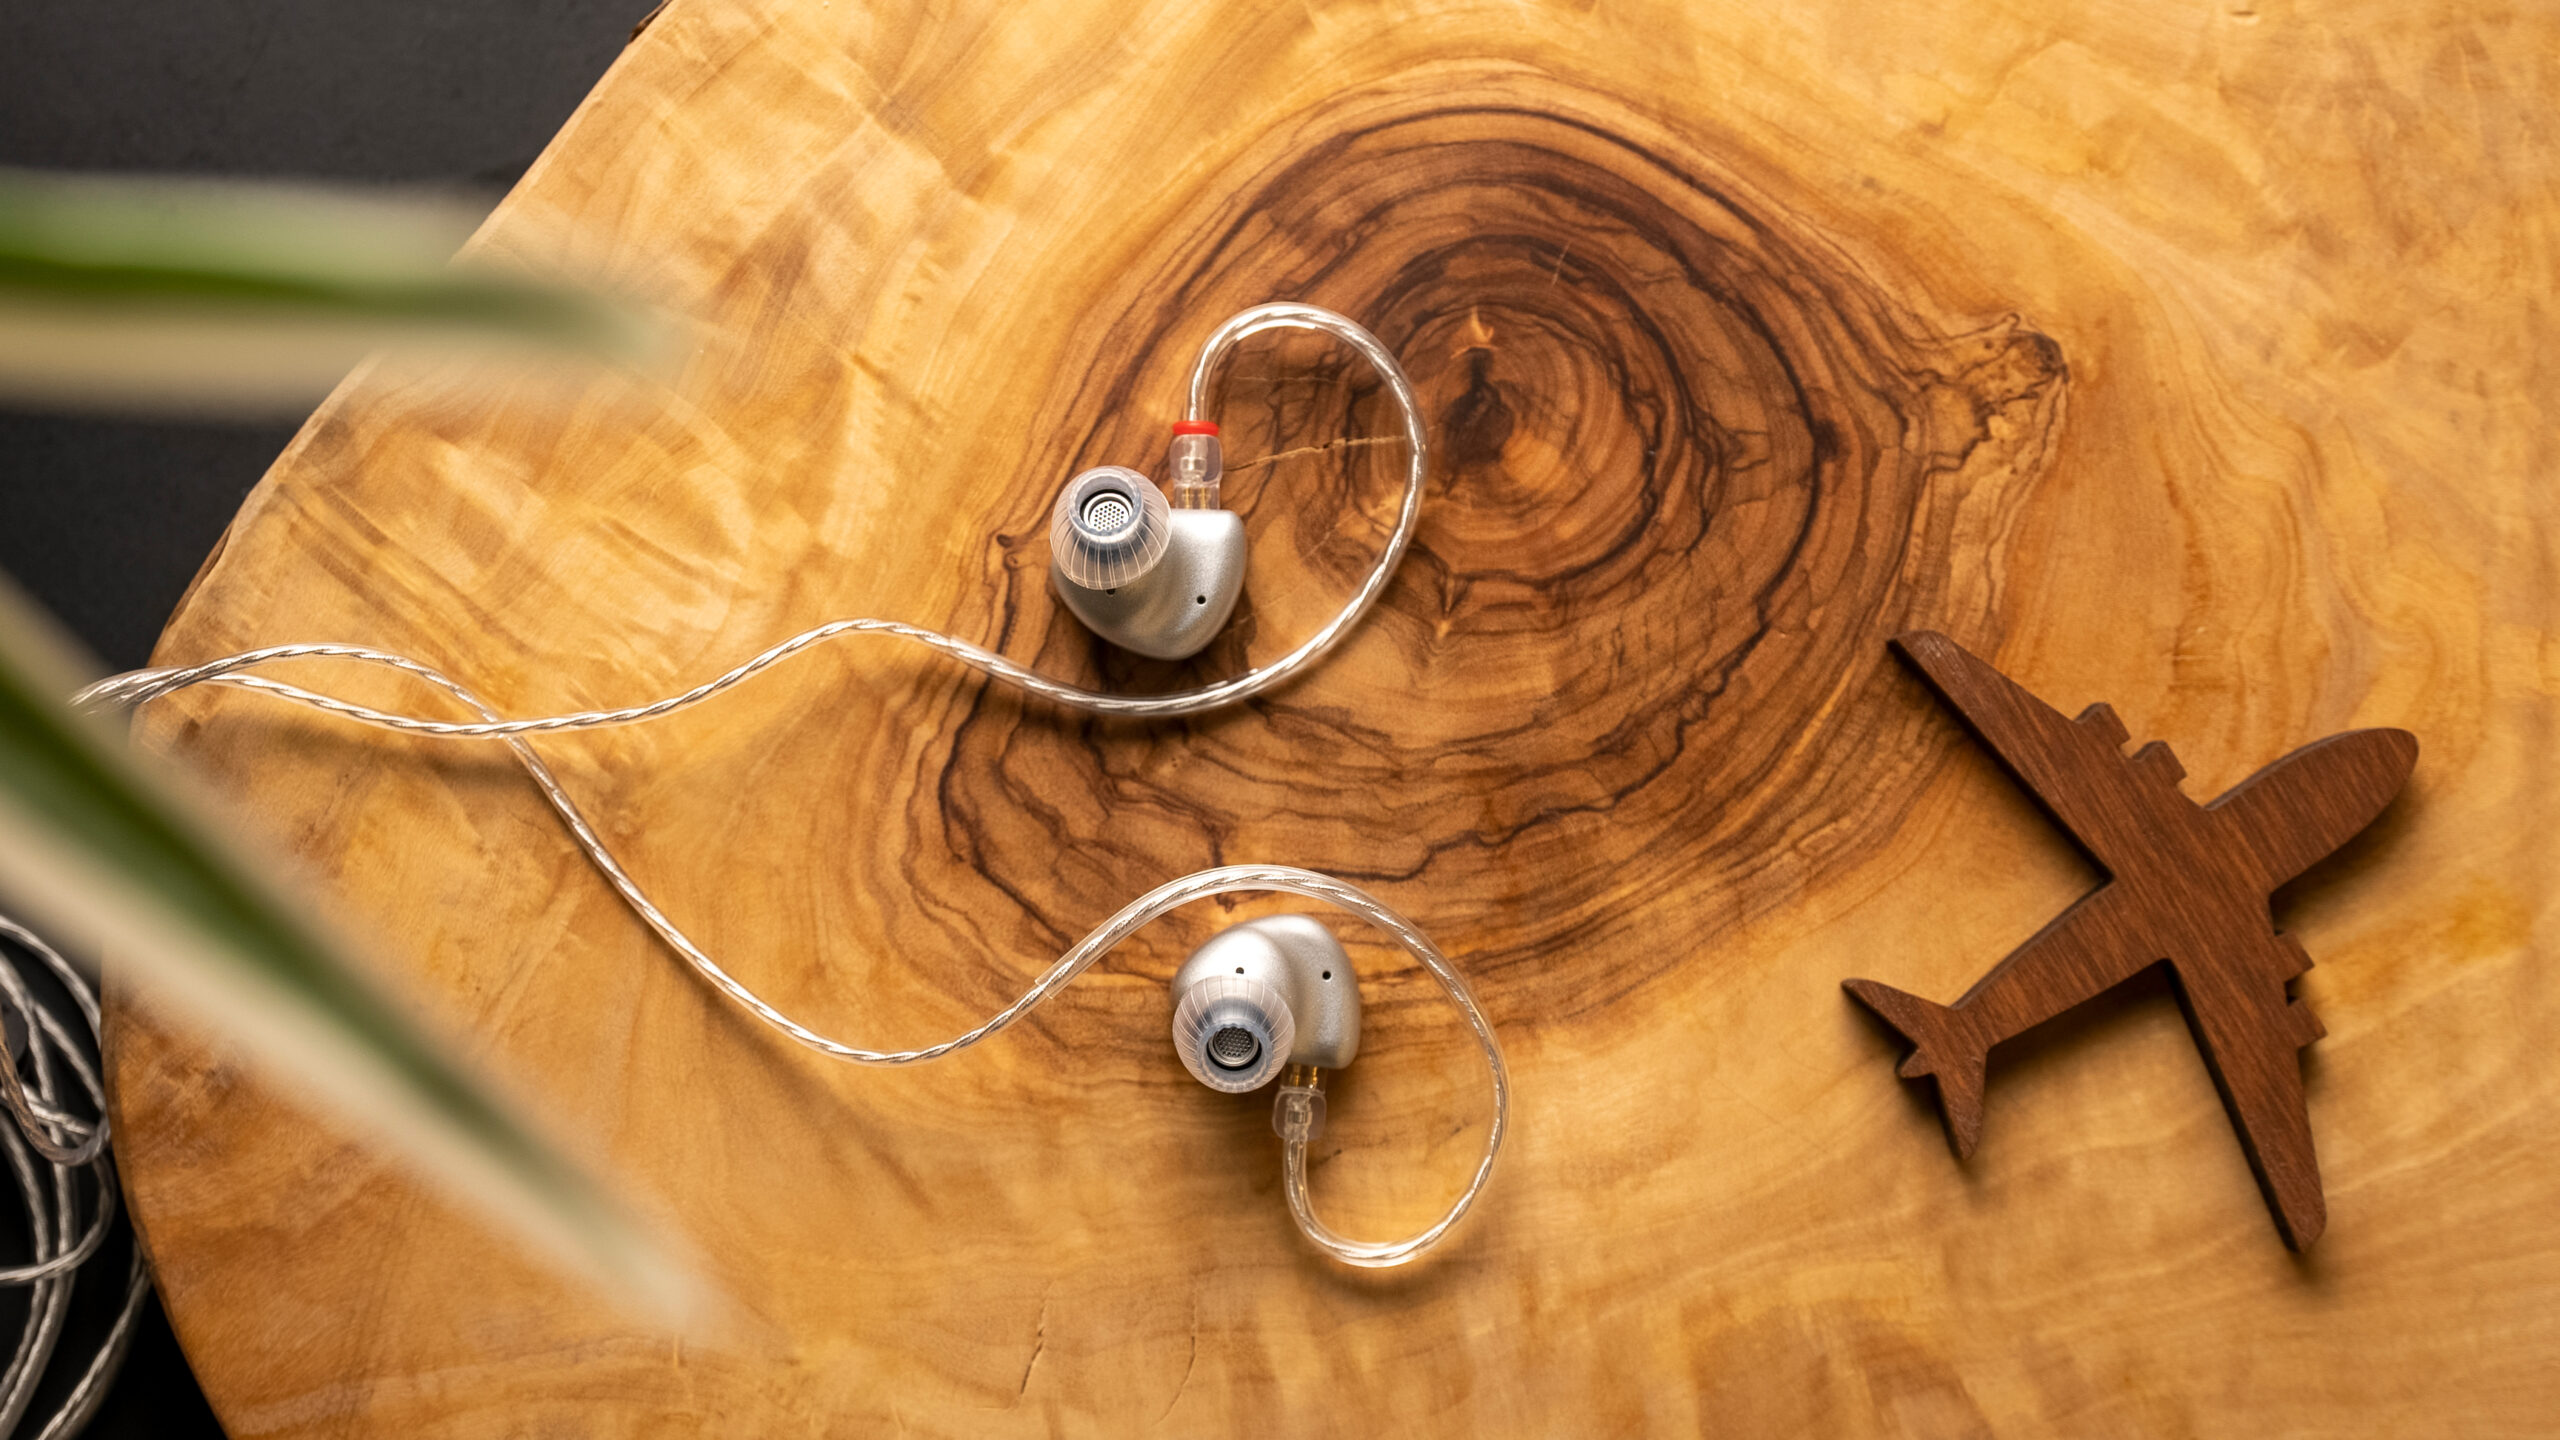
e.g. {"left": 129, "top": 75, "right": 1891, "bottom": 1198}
{"left": 0, "top": 167, "right": 661, "bottom": 413}
{"left": 0, "top": 170, "right": 693, "bottom": 1321}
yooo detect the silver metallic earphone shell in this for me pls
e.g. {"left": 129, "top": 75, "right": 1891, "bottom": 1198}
{"left": 1170, "top": 913, "right": 1360, "bottom": 1073}
{"left": 1051, "top": 506, "right": 1246, "bottom": 661}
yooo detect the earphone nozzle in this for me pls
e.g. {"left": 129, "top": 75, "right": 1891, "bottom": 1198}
{"left": 1171, "top": 972, "right": 1294, "bottom": 1093}
{"left": 1050, "top": 466, "right": 1172, "bottom": 589}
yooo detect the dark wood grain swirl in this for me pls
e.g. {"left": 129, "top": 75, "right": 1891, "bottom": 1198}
{"left": 940, "top": 105, "right": 2064, "bottom": 1028}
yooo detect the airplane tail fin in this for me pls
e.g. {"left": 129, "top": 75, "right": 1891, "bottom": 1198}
{"left": 1844, "top": 980, "right": 1990, "bottom": 1158}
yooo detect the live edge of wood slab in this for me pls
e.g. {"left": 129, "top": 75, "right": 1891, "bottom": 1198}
{"left": 101, "top": 1, "right": 2557, "bottom": 1435}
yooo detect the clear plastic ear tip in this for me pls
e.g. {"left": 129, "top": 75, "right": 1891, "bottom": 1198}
{"left": 1050, "top": 466, "right": 1172, "bottom": 589}
{"left": 1171, "top": 973, "right": 1294, "bottom": 1093}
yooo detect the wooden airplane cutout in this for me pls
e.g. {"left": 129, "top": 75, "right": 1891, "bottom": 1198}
{"left": 1844, "top": 631, "right": 2417, "bottom": 1249}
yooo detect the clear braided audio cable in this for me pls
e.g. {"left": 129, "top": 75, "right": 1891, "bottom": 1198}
{"left": 72, "top": 304, "right": 1505, "bottom": 1268}
{"left": 78, "top": 303, "right": 1429, "bottom": 727}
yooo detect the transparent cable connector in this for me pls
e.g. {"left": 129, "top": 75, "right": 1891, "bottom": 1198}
{"left": 1272, "top": 1067, "right": 1326, "bottom": 1141}
{"left": 1166, "top": 423, "right": 1223, "bottom": 510}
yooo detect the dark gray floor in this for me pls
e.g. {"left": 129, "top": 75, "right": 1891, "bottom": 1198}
{"left": 0, "top": 2, "right": 658, "bottom": 1431}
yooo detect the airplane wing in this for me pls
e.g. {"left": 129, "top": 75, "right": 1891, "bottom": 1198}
{"left": 2208, "top": 727, "right": 2419, "bottom": 891}
{"left": 2167, "top": 928, "right": 2330, "bottom": 1249}
{"left": 1892, "top": 631, "right": 2196, "bottom": 878}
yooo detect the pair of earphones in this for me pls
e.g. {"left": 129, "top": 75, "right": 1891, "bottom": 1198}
{"left": 1040, "top": 313, "right": 1486, "bottom": 1221}
{"left": 83, "top": 303, "right": 1505, "bottom": 1269}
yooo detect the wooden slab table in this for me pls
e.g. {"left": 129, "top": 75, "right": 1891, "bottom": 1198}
{"left": 106, "top": 0, "right": 2559, "bottom": 1433}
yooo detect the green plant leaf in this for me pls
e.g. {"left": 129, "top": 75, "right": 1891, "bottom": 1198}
{"left": 0, "top": 583, "right": 696, "bottom": 1324}
{"left": 0, "top": 168, "right": 662, "bottom": 414}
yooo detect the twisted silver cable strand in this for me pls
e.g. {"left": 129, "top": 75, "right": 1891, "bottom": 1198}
{"left": 0, "top": 915, "right": 149, "bottom": 1439}
{"left": 74, "top": 304, "right": 1506, "bottom": 1268}
{"left": 76, "top": 304, "right": 1430, "bottom": 729}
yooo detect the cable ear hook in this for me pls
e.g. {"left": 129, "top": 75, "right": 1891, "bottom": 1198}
{"left": 1161, "top": 912, "right": 1499, "bottom": 1267}
{"left": 1045, "top": 302, "right": 1422, "bottom": 668}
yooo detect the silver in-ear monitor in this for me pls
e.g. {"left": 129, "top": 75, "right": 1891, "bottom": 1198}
{"left": 1144, "top": 875, "right": 1501, "bottom": 1269}
{"left": 1052, "top": 424, "right": 1247, "bottom": 660}
{"left": 1171, "top": 914, "right": 1360, "bottom": 1094}
{"left": 1048, "top": 304, "right": 1425, "bottom": 670}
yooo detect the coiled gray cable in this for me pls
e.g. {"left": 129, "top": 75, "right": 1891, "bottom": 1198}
{"left": 0, "top": 915, "right": 150, "bottom": 1440}
{"left": 73, "top": 305, "right": 1505, "bottom": 1268}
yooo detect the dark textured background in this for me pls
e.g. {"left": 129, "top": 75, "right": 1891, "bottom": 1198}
{"left": 0, "top": 1, "right": 655, "bottom": 1431}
